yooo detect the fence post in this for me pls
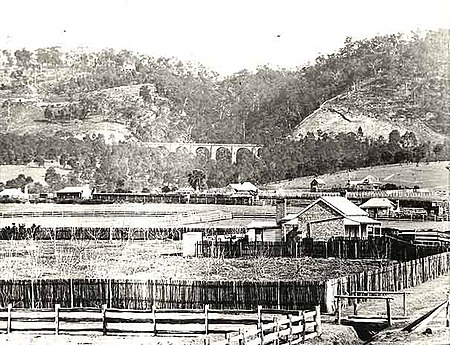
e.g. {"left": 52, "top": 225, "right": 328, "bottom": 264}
{"left": 386, "top": 299, "right": 392, "bottom": 327}
{"left": 31, "top": 279, "right": 35, "bottom": 309}
{"left": 101, "top": 304, "right": 107, "bottom": 335}
{"left": 257, "top": 305, "right": 262, "bottom": 330}
{"left": 152, "top": 280, "right": 157, "bottom": 308}
{"left": 314, "top": 305, "right": 322, "bottom": 335}
{"left": 152, "top": 304, "right": 157, "bottom": 335}
{"left": 301, "top": 311, "right": 306, "bottom": 344}
{"left": 403, "top": 292, "right": 407, "bottom": 317}
{"left": 108, "top": 279, "right": 112, "bottom": 308}
{"left": 204, "top": 304, "right": 209, "bottom": 335}
{"left": 54, "top": 303, "right": 60, "bottom": 334}
{"left": 446, "top": 297, "right": 450, "bottom": 328}
{"left": 336, "top": 297, "right": 341, "bottom": 324}
{"left": 70, "top": 278, "right": 74, "bottom": 308}
{"left": 272, "top": 317, "right": 279, "bottom": 345}
{"left": 277, "top": 280, "right": 281, "bottom": 310}
{"left": 288, "top": 314, "right": 293, "bottom": 345}
{"left": 7, "top": 303, "right": 12, "bottom": 334}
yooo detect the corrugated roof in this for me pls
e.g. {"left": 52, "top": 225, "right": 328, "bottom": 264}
{"left": 229, "top": 182, "right": 258, "bottom": 192}
{"left": 360, "top": 198, "right": 395, "bottom": 209}
{"left": 56, "top": 186, "right": 88, "bottom": 194}
{"left": 344, "top": 216, "right": 381, "bottom": 225}
{"left": 246, "top": 220, "right": 279, "bottom": 229}
{"left": 0, "top": 188, "right": 25, "bottom": 196}
{"left": 320, "top": 196, "right": 368, "bottom": 216}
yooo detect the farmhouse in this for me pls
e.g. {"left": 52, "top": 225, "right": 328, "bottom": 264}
{"left": 55, "top": 185, "right": 91, "bottom": 201}
{"left": 360, "top": 198, "right": 395, "bottom": 218}
{"left": 282, "top": 196, "right": 381, "bottom": 240}
{"left": 348, "top": 175, "right": 382, "bottom": 190}
{"left": 228, "top": 182, "right": 258, "bottom": 195}
{"left": 0, "top": 188, "right": 28, "bottom": 200}
{"left": 310, "top": 178, "right": 326, "bottom": 192}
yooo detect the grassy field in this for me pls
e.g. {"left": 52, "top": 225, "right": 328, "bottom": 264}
{"left": 0, "top": 202, "right": 275, "bottom": 213}
{"left": 0, "top": 164, "right": 70, "bottom": 185}
{"left": 265, "top": 161, "right": 450, "bottom": 191}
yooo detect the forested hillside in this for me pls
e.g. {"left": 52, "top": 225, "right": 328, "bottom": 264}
{"left": 0, "top": 30, "right": 449, "bottom": 191}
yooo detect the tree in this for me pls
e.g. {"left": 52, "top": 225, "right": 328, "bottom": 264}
{"left": 14, "top": 48, "right": 32, "bottom": 68}
{"left": 45, "top": 167, "right": 63, "bottom": 191}
{"left": 187, "top": 169, "right": 206, "bottom": 191}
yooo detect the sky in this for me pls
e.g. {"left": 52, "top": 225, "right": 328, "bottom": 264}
{"left": 0, "top": 0, "right": 449, "bottom": 75}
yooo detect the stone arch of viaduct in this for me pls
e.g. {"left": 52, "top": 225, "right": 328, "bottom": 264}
{"left": 143, "top": 143, "right": 262, "bottom": 163}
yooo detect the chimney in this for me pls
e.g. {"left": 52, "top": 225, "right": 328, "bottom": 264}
{"left": 275, "top": 198, "right": 287, "bottom": 224}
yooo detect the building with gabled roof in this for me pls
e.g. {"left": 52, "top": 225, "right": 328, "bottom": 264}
{"left": 310, "top": 178, "right": 326, "bottom": 192}
{"left": 0, "top": 188, "right": 28, "bottom": 200}
{"left": 360, "top": 198, "right": 395, "bottom": 218}
{"left": 55, "top": 185, "right": 91, "bottom": 200}
{"left": 228, "top": 182, "right": 258, "bottom": 195}
{"left": 348, "top": 175, "right": 382, "bottom": 190}
{"left": 282, "top": 196, "right": 381, "bottom": 240}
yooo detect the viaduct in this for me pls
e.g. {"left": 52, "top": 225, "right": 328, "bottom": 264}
{"left": 141, "top": 142, "right": 262, "bottom": 164}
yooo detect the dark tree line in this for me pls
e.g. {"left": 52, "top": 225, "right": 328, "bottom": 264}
{"left": 0, "top": 129, "right": 448, "bottom": 192}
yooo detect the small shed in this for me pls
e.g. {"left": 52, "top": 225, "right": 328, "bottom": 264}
{"left": 360, "top": 198, "right": 395, "bottom": 218}
{"left": 310, "top": 178, "right": 326, "bottom": 192}
{"left": 55, "top": 185, "right": 91, "bottom": 200}
{"left": 182, "top": 232, "right": 203, "bottom": 257}
{"left": 246, "top": 220, "right": 281, "bottom": 242}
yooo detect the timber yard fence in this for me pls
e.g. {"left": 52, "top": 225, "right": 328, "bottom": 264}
{"left": 196, "top": 237, "right": 449, "bottom": 261}
{"left": 0, "top": 225, "right": 246, "bottom": 241}
{"left": 0, "top": 303, "right": 321, "bottom": 341}
{"left": 0, "top": 252, "right": 449, "bottom": 314}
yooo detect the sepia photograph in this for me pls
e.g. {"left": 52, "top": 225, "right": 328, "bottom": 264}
{"left": 0, "top": 0, "right": 449, "bottom": 344}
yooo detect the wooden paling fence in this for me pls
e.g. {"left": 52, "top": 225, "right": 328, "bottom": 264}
{"left": 0, "top": 225, "right": 245, "bottom": 241}
{"left": 0, "top": 303, "right": 321, "bottom": 340}
{"left": 0, "top": 253, "right": 449, "bottom": 315}
{"left": 197, "top": 237, "right": 449, "bottom": 261}
{"left": 0, "top": 279, "right": 326, "bottom": 311}
{"left": 325, "top": 252, "right": 450, "bottom": 313}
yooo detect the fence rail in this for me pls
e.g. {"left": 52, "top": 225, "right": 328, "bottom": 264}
{"left": 210, "top": 305, "right": 321, "bottom": 345}
{"left": 0, "top": 303, "right": 321, "bottom": 340}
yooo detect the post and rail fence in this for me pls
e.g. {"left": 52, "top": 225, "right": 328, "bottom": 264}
{"left": 0, "top": 303, "right": 321, "bottom": 342}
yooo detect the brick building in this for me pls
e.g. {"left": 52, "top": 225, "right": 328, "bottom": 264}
{"left": 282, "top": 196, "right": 381, "bottom": 240}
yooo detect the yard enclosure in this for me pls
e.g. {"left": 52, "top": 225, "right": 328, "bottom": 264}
{"left": 197, "top": 237, "right": 449, "bottom": 261}
{"left": 0, "top": 304, "right": 321, "bottom": 342}
{"left": 0, "top": 252, "right": 449, "bottom": 314}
